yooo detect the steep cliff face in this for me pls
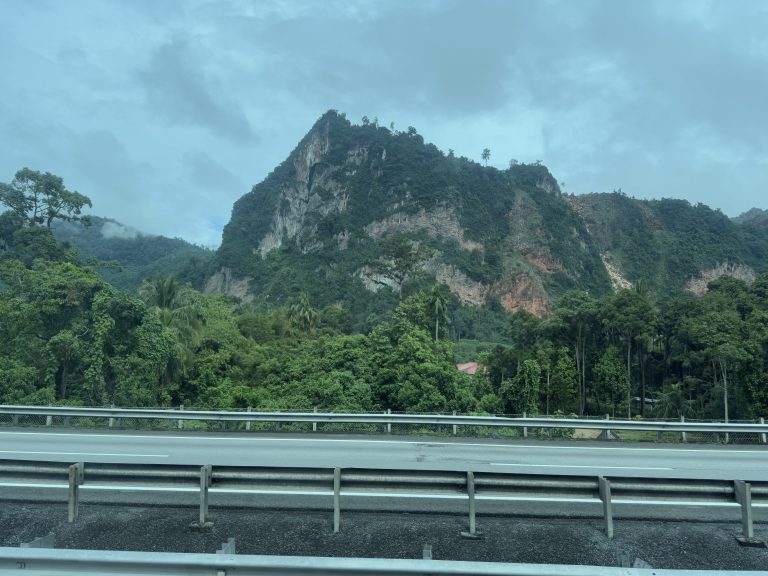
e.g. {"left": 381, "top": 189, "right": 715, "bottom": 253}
{"left": 211, "top": 111, "right": 768, "bottom": 331}
{"left": 569, "top": 193, "right": 768, "bottom": 294}
{"left": 213, "top": 111, "right": 610, "bottom": 327}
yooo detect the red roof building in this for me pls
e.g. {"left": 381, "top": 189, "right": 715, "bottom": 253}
{"left": 456, "top": 362, "right": 479, "bottom": 375}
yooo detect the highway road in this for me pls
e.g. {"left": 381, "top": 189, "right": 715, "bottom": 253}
{"left": 1, "top": 430, "right": 767, "bottom": 480}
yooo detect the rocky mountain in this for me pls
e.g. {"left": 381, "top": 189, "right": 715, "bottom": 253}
{"left": 208, "top": 110, "right": 768, "bottom": 333}
{"left": 54, "top": 216, "right": 212, "bottom": 291}
{"left": 569, "top": 194, "right": 767, "bottom": 295}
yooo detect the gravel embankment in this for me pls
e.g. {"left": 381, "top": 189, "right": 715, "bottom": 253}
{"left": 2, "top": 503, "right": 767, "bottom": 570}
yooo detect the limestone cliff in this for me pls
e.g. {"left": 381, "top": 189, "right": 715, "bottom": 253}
{"left": 209, "top": 110, "right": 768, "bottom": 330}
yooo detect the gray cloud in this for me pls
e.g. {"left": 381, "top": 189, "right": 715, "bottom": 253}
{"left": 182, "top": 151, "right": 245, "bottom": 195}
{"left": 137, "top": 37, "right": 255, "bottom": 144}
{"left": 101, "top": 221, "right": 140, "bottom": 240}
{"left": 0, "top": 0, "right": 766, "bottom": 247}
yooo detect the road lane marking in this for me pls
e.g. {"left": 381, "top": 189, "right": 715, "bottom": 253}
{"left": 489, "top": 463, "right": 673, "bottom": 471}
{"left": 1, "top": 431, "right": 765, "bottom": 454}
{"left": 0, "top": 450, "right": 167, "bottom": 458}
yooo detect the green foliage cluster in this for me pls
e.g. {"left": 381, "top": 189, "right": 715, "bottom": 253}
{"left": 577, "top": 193, "right": 768, "bottom": 293}
{"left": 0, "top": 206, "right": 478, "bottom": 414}
{"left": 52, "top": 217, "right": 213, "bottom": 291}
{"left": 482, "top": 277, "right": 768, "bottom": 420}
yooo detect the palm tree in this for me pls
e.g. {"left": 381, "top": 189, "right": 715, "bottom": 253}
{"left": 427, "top": 284, "right": 448, "bottom": 342}
{"left": 139, "top": 277, "right": 203, "bottom": 339}
{"left": 139, "top": 276, "right": 204, "bottom": 392}
{"left": 288, "top": 292, "right": 319, "bottom": 334}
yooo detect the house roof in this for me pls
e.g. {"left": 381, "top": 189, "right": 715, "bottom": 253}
{"left": 456, "top": 362, "right": 479, "bottom": 375}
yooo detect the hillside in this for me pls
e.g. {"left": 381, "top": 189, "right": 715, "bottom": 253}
{"left": 210, "top": 110, "right": 768, "bottom": 332}
{"left": 212, "top": 111, "right": 611, "bottom": 334}
{"left": 54, "top": 217, "right": 213, "bottom": 291}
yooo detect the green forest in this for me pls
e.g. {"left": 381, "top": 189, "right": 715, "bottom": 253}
{"left": 1, "top": 168, "right": 767, "bottom": 421}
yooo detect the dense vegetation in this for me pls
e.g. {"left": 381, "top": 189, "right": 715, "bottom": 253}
{"left": 53, "top": 217, "right": 213, "bottom": 291}
{"left": 482, "top": 279, "right": 768, "bottom": 420}
{"left": 2, "top": 200, "right": 768, "bottom": 421}
{"left": 217, "top": 111, "right": 612, "bottom": 335}
{"left": 575, "top": 192, "right": 768, "bottom": 292}
{"left": 0, "top": 198, "right": 475, "bottom": 412}
{"left": 2, "top": 155, "right": 768, "bottom": 421}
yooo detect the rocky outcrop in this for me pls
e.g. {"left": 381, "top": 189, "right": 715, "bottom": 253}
{"left": 685, "top": 263, "right": 756, "bottom": 295}
{"left": 428, "top": 262, "right": 488, "bottom": 306}
{"left": 357, "top": 265, "right": 399, "bottom": 293}
{"left": 257, "top": 129, "right": 348, "bottom": 256}
{"left": 205, "top": 267, "right": 252, "bottom": 301}
{"left": 497, "top": 274, "right": 549, "bottom": 316}
{"left": 601, "top": 253, "right": 632, "bottom": 291}
{"left": 506, "top": 193, "right": 562, "bottom": 274}
{"left": 365, "top": 207, "right": 483, "bottom": 252}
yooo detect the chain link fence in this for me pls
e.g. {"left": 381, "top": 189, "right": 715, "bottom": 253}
{"left": 0, "top": 408, "right": 765, "bottom": 444}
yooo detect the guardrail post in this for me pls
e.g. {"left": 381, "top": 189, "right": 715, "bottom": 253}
{"left": 599, "top": 414, "right": 614, "bottom": 441}
{"left": 386, "top": 409, "right": 391, "bottom": 434}
{"left": 734, "top": 480, "right": 754, "bottom": 541}
{"left": 423, "top": 544, "right": 433, "bottom": 560}
{"left": 245, "top": 406, "right": 251, "bottom": 431}
{"left": 333, "top": 467, "right": 341, "bottom": 533}
{"left": 522, "top": 412, "right": 528, "bottom": 438}
{"left": 460, "top": 471, "right": 480, "bottom": 538}
{"left": 598, "top": 476, "right": 613, "bottom": 539}
{"left": 68, "top": 462, "right": 84, "bottom": 523}
{"left": 680, "top": 415, "right": 686, "bottom": 443}
{"left": 108, "top": 404, "right": 115, "bottom": 428}
{"left": 45, "top": 414, "right": 52, "bottom": 427}
{"left": 194, "top": 465, "right": 213, "bottom": 528}
{"left": 760, "top": 417, "right": 766, "bottom": 444}
{"left": 178, "top": 405, "right": 184, "bottom": 430}
{"left": 313, "top": 406, "right": 318, "bottom": 432}
{"left": 452, "top": 410, "right": 457, "bottom": 436}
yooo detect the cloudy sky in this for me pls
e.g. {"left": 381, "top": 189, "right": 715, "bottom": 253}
{"left": 1, "top": 0, "right": 766, "bottom": 246}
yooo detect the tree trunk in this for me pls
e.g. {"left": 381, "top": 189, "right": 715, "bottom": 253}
{"left": 721, "top": 359, "right": 729, "bottom": 424}
{"left": 640, "top": 346, "right": 646, "bottom": 417}
{"left": 574, "top": 343, "right": 582, "bottom": 414}
{"left": 58, "top": 364, "right": 68, "bottom": 400}
{"left": 626, "top": 339, "right": 632, "bottom": 419}
{"left": 435, "top": 316, "right": 439, "bottom": 342}
{"left": 582, "top": 344, "right": 587, "bottom": 413}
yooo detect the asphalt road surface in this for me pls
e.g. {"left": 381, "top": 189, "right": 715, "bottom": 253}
{"left": 1, "top": 430, "right": 767, "bottom": 480}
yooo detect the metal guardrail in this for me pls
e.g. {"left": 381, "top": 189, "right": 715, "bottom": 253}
{"left": 1, "top": 459, "right": 765, "bottom": 542}
{"left": 4, "top": 547, "right": 768, "bottom": 576}
{"left": 1, "top": 404, "right": 767, "bottom": 436}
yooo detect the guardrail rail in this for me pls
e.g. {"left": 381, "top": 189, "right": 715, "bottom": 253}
{"left": 4, "top": 547, "right": 768, "bottom": 576}
{"left": 1, "top": 405, "right": 767, "bottom": 444}
{"left": 1, "top": 459, "right": 765, "bottom": 542}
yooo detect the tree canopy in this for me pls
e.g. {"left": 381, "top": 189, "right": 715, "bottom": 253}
{"left": 0, "top": 168, "right": 91, "bottom": 228}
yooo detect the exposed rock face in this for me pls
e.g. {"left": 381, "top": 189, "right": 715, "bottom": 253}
{"left": 506, "top": 192, "right": 561, "bottom": 274}
{"left": 601, "top": 253, "right": 632, "bottom": 291}
{"left": 205, "top": 267, "right": 252, "bottom": 301}
{"left": 428, "top": 261, "right": 488, "bottom": 306}
{"left": 498, "top": 274, "right": 549, "bottom": 316}
{"left": 213, "top": 110, "right": 615, "bottom": 319}
{"left": 357, "top": 265, "right": 399, "bottom": 293}
{"left": 256, "top": 129, "right": 348, "bottom": 256}
{"left": 365, "top": 207, "right": 484, "bottom": 252}
{"left": 685, "top": 263, "right": 756, "bottom": 295}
